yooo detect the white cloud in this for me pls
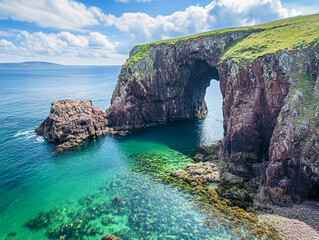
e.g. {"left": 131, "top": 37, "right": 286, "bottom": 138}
{"left": 16, "top": 31, "right": 118, "bottom": 55}
{"left": 104, "top": 0, "right": 302, "bottom": 42}
{"left": 0, "top": 30, "right": 125, "bottom": 65}
{"left": 0, "top": 39, "right": 14, "bottom": 47}
{"left": 58, "top": 32, "right": 88, "bottom": 48}
{"left": 0, "top": 0, "right": 105, "bottom": 31}
{"left": 88, "top": 32, "right": 117, "bottom": 50}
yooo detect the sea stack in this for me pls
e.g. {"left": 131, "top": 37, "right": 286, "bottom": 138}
{"left": 35, "top": 99, "right": 111, "bottom": 151}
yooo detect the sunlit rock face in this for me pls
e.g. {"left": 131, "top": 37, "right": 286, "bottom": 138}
{"left": 35, "top": 99, "right": 110, "bottom": 150}
{"left": 106, "top": 33, "right": 319, "bottom": 206}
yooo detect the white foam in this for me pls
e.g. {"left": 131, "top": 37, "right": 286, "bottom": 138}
{"left": 26, "top": 134, "right": 36, "bottom": 139}
{"left": 14, "top": 130, "right": 33, "bottom": 138}
{"left": 35, "top": 136, "right": 45, "bottom": 143}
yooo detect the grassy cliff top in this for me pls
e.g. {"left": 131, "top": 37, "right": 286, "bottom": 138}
{"left": 222, "top": 14, "right": 319, "bottom": 63}
{"left": 126, "top": 13, "right": 319, "bottom": 66}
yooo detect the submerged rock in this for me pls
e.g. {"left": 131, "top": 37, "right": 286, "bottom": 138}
{"left": 35, "top": 99, "right": 112, "bottom": 150}
{"left": 101, "top": 234, "right": 122, "bottom": 240}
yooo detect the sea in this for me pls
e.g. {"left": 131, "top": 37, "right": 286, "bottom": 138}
{"left": 0, "top": 65, "right": 228, "bottom": 239}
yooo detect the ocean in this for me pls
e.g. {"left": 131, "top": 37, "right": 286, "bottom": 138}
{"left": 0, "top": 65, "right": 226, "bottom": 239}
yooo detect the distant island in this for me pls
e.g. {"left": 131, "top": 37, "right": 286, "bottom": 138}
{"left": 0, "top": 61, "right": 61, "bottom": 66}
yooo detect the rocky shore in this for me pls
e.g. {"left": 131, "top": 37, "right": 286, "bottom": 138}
{"left": 170, "top": 143, "right": 319, "bottom": 239}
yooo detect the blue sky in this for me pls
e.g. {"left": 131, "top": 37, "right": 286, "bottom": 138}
{"left": 0, "top": 0, "right": 318, "bottom": 65}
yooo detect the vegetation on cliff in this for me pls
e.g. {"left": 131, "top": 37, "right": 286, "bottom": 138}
{"left": 222, "top": 14, "right": 319, "bottom": 63}
{"left": 125, "top": 13, "right": 319, "bottom": 66}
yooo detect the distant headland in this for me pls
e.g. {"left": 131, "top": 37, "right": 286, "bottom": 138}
{"left": 0, "top": 61, "right": 61, "bottom": 66}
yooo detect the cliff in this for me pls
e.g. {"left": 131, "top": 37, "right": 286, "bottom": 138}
{"left": 36, "top": 14, "right": 319, "bottom": 206}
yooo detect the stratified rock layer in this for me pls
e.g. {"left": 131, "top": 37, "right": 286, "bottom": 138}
{"left": 35, "top": 99, "right": 111, "bottom": 150}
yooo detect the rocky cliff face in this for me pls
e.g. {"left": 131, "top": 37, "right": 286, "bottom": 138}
{"left": 255, "top": 50, "right": 319, "bottom": 206}
{"left": 219, "top": 48, "right": 319, "bottom": 206}
{"left": 106, "top": 30, "right": 255, "bottom": 130}
{"left": 105, "top": 34, "right": 319, "bottom": 206}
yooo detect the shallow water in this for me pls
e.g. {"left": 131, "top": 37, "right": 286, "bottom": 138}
{"left": 0, "top": 65, "right": 229, "bottom": 239}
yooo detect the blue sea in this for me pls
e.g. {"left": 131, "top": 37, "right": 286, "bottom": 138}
{"left": 0, "top": 65, "right": 226, "bottom": 239}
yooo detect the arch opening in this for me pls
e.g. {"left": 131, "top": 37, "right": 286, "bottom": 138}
{"left": 181, "top": 60, "right": 220, "bottom": 120}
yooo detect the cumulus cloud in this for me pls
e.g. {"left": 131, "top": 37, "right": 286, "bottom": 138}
{"left": 0, "top": 29, "right": 127, "bottom": 64}
{"left": 16, "top": 31, "right": 118, "bottom": 56}
{"left": 0, "top": 0, "right": 105, "bottom": 31}
{"left": 104, "top": 0, "right": 302, "bottom": 42}
{"left": 0, "top": 39, "right": 14, "bottom": 47}
{"left": 0, "top": 30, "right": 122, "bottom": 62}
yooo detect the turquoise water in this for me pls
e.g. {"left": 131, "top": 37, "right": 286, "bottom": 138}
{"left": 0, "top": 66, "right": 226, "bottom": 240}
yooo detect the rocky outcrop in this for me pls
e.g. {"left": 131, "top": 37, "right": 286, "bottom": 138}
{"left": 35, "top": 99, "right": 112, "bottom": 150}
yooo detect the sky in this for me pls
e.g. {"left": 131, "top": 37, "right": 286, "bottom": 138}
{"left": 0, "top": 0, "right": 318, "bottom": 65}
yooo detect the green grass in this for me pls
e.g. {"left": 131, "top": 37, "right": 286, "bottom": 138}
{"left": 222, "top": 14, "right": 319, "bottom": 64}
{"left": 125, "top": 13, "right": 319, "bottom": 66}
{"left": 125, "top": 45, "right": 150, "bottom": 66}
{"left": 293, "top": 74, "right": 318, "bottom": 110}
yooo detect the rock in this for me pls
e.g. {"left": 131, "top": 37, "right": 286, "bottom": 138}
{"left": 114, "top": 197, "right": 121, "bottom": 203}
{"left": 186, "top": 162, "right": 220, "bottom": 183}
{"left": 7, "top": 232, "right": 16, "bottom": 237}
{"left": 171, "top": 170, "right": 187, "bottom": 178}
{"left": 194, "top": 153, "right": 204, "bottom": 162}
{"left": 101, "top": 234, "right": 122, "bottom": 240}
{"left": 35, "top": 99, "right": 112, "bottom": 150}
{"left": 222, "top": 172, "right": 244, "bottom": 184}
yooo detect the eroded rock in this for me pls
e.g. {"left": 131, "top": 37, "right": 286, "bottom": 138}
{"left": 35, "top": 99, "right": 112, "bottom": 150}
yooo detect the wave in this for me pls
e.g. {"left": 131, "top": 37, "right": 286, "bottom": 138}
{"left": 14, "top": 129, "right": 40, "bottom": 142}
{"left": 26, "top": 134, "right": 36, "bottom": 140}
{"left": 14, "top": 130, "right": 34, "bottom": 138}
{"left": 35, "top": 136, "right": 45, "bottom": 143}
